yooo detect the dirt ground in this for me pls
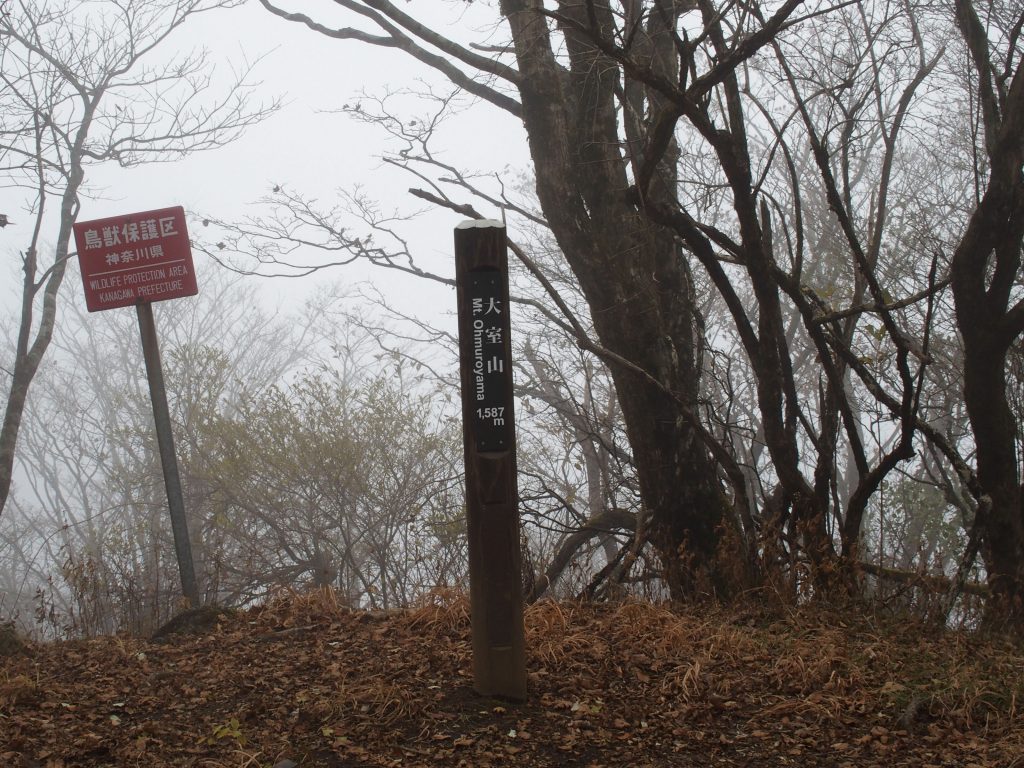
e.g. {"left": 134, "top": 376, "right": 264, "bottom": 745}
{"left": 2, "top": 591, "right": 1022, "bottom": 767}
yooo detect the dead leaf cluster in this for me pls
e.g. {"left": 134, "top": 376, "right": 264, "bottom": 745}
{"left": 1, "top": 591, "right": 1022, "bottom": 766}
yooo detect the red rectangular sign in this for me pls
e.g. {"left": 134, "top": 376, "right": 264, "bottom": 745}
{"left": 73, "top": 206, "right": 198, "bottom": 312}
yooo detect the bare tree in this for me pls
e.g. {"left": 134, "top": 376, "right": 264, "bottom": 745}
{"left": 631, "top": 0, "right": 944, "bottom": 586}
{"left": 948, "top": 0, "right": 1024, "bottom": 621}
{"left": 2, "top": 272, "right": 333, "bottom": 634}
{"left": 207, "top": 0, "right": 1019, "bottom": 614}
{"left": 0, "top": 0, "right": 278, "bottom": 517}
{"left": 223, "top": 0, "right": 837, "bottom": 599}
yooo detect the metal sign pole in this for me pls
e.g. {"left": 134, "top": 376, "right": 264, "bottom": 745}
{"left": 454, "top": 219, "right": 527, "bottom": 701}
{"left": 136, "top": 301, "right": 200, "bottom": 607}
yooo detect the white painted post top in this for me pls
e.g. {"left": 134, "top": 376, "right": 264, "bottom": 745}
{"left": 456, "top": 219, "right": 505, "bottom": 229}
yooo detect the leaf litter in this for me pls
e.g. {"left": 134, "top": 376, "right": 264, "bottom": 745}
{"left": 1, "top": 589, "right": 1022, "bottom": 767}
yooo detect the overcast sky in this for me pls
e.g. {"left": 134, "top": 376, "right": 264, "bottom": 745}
{"left": 2, "top": 0, "right": 529, "bottom": 327}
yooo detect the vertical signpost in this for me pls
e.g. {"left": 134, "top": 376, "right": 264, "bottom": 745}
{"left": 73, "top": 206, "right": 201, "bottom": 608}
{"left": 454, "top": 219, "right": 527, "bottom": 701}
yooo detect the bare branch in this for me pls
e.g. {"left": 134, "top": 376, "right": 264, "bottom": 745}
{"left": 258, "top": 0, "right": 523, "bottom": 116}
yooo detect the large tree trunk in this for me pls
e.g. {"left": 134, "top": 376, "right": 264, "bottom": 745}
{"left": 502, "top": 0, "right": 738, "bottom": 598}
{"left": 952, "top": 183, "right": 1024, "bottom": 621}
{"left": 589, "top": 212, "right": 733, "bottom": 596}
{"left": 950, "top": 0, "right": 1024, "bottom": 623}
{"left": 960, "top": 338, "right": 1024, "bottom": 614}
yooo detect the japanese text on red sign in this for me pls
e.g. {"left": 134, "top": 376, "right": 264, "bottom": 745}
{"left": 74, "top": 206, "right": 198, "bottom": 312}
{"left": 79, "top": 215, "right": 179, "bottom": 263}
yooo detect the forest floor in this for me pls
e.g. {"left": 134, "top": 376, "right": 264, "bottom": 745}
{"left": 1, "top": 590, "right": 1022, "bottom": 767}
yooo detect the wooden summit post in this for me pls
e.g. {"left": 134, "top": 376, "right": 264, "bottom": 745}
{"left": 454, "top": 219, "right": 527, "bottom": 701}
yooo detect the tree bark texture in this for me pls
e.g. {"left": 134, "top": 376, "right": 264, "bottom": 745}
{"left": 501, "top": 0, "right": 737, "bottom": 597}
{"left": 950, "top": 0, "right": 1024, "bottom": 621}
